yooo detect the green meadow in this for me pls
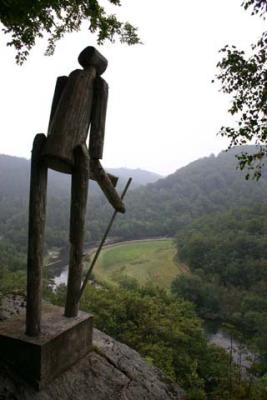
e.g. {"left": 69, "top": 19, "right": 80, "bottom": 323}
{"left": 90, "top": 238, "right": 183, "bottom": 288}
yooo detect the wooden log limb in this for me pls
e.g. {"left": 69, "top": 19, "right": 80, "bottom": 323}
{"left": 48, "top": 76, "right": 68, "bottom": 132}
{"left": 89, "top": 169, "right": 118, "bottom": 187}
{"left": 89, "top": 77, "right": 108, "bottom": 159}
{"left": 105, "top": 172, "right": 118, "bottom": 187}
{"left": 65, "top": 145, "right": 89, "bottom": 318}
{"left": 42, "top": 68, "right": 96, "bottom": 174}
{"left": 90, "top": 159, "right": 125, "bottom": 213}
{"left": 26, "top": 134, "right": 48, "bottom": 337}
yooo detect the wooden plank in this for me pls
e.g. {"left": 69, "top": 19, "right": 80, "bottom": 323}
{"left": 89, "top": 77, "right": 108, "bottom": 159}
{"left": 65, "top": 145, "right": 89, "bottom": 317}
{"left": 26, "top": 134, "right": 48, "bottom": 336}
{"left": 48, "top": 76, "right": 68, "bottom": 131}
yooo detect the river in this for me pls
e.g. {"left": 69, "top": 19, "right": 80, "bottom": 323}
{"left": 205, "top": 322, "right": 255, "bottom": 373}
{"left": 53, "top": 265, "right": 68, "bottom": 286}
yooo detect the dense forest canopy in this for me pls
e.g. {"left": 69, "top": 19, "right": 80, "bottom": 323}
{"left": 1, "top": 146, "right": 267, "bottom": 253}
{"left": 49, "top": 279, "right": 264, "bottom": 399}
{"left": 172, "top": 205, "right": 267, "bottom": 380}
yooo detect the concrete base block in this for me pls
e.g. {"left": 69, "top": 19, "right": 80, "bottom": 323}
{"left": 0, "top": 304, "right": 93, "bottom": 389}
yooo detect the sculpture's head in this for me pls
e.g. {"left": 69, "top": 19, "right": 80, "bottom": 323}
{"left": 78, "top": 46, "right": 108, "bottom": 75}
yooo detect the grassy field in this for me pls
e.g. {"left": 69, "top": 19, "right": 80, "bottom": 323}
{"left": 90, "top": 238, "right": 183, "bottom": 289}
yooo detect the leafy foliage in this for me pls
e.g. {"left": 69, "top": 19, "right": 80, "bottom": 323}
{"left": 0, "top": 267, "right": 26, "bottom": 298}
{"left": 0, "top": 240, "right": 26, "bottom": 272}
{"left": 215, "top": 42, "right": 267, "bottom": 179}
{"left": 172, "top": 205, "right": 267, "bottom": 377}
{"left": 51, "top": 281, "right": 249, "bottom": 399}
{"left": 242, "top": 0, "right": 267, "bottom": 16}
{"left": 176, "top": 206, "right": 267, "bottom": 289}
{"left": 215, "top": 0, "right": 267, "bottom": 178}
{"left": 0, "top": 0, "right": 140, "bottom": 63}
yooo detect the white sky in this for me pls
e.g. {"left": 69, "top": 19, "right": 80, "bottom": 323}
{"left": 0, "top": 0, "right": 265, "bottom": 175}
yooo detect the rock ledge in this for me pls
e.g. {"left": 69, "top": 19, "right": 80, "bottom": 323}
{"left": 0, "top": 296, "right": 185, "bottom": 400}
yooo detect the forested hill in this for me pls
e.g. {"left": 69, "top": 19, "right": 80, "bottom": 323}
{"left": 0, "top": 154, "right": 162, "bottom": 247}
{"left": 1, "top": 146, "right": 267, "bottom": 248}
{"left": 110, "top": 146, "right": 267, "bottom": 239}
{"left": 0, "top": 154, "right": 161, "bottom": 196}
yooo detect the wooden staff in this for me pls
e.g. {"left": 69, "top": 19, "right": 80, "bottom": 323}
{"left": 26, "top": 134, "right": 48, "bottom": 336}
{"left": 77, "top": 177, "right": 132, "bottom": 302}
{"left": 64, "top": 144, "right": 89, "bottom": 317}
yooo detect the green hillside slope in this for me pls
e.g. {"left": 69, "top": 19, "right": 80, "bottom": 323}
{"left": 109, "top": 146, "right": 267, "bottom": 239}
{"left": 1, "top": 145, "right": 267, "bottom": 251}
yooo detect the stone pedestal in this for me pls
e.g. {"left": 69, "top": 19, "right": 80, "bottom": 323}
{"left": 0, "top": 304, "right": 93, "bottom": 389}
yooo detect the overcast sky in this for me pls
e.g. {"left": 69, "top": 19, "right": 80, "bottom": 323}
{"left": 0, "top": 1, "right": 265, "bottom": 175}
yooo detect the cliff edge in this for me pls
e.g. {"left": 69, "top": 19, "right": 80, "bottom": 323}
{"left": 0, "top": 295, "right": 186, "bottom": 400}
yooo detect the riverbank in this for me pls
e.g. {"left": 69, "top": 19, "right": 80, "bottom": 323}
{"left": 90, "top": 238, "right": 181, "bottom": 288}
{"left": 46, "top": 238, "right": 256, "bottom": 373}
{"left": 47, "top": 237, "right": 176, "bottom": 287}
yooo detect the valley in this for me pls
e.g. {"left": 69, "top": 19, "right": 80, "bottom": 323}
{"left": 91, "top": 238, "right": 181, "bottom": 288}
{"left": 1, "top": 147, "right": 267, "bottom": 399}
{"left": 51, "top": 238, "right": 183, "bottom": 289}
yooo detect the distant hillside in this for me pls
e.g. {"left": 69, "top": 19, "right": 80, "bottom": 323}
{"left": 0, "top": 155, "right": 161, "bottom": 196}
{"left": 107, "top": 167, "right": 161, "bottom": 188}
{"left": 0, "top": 154, "right": 162, "bottom": 248}
{"left": 107, "top": 146, "right": 267, "bottom": 240}
{"left": 1, "top": 146, "right": 267, "bottom": 250}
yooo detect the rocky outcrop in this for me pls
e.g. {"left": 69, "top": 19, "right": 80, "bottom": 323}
{"left": 0, "top": 296, "right": 186, "bottom": 400}
{"left": 0, "top": 294, "right": 26, "bottom": 321}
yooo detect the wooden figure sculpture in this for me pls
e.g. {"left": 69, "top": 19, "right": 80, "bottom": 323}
{"left": 26, "top": 47, "right": 125, "bottom": 337}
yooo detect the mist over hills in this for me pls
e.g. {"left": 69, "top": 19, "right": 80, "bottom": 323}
{"left": 0, "top": 154, "right": 161, "bottom": 195}
{"left": 0, "top": 154, "right": 162, "bottom": 247}
{"left": 0, "top": 154, "right": 161, "bottom": 225}
{"left": 1, "top": 146, "right": 267, "bottom": 249}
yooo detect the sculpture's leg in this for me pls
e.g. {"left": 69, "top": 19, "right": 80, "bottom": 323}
{"left": 26, "top": 134, "right": 48, "bottom": 336}
{"left": 65, "top": 145, "right": 89, "bottom": 317}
